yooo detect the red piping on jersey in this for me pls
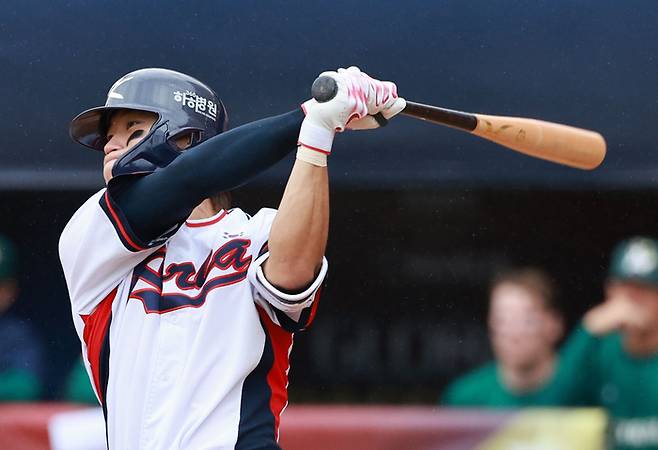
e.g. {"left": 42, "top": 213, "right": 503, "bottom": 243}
{"left": 80, "top": 287, "right": 117, "bottom": 403}
{"left": 185, "top": 210, "right": 228, "bottom": 228}
{"left": 104, "top": 191, "right": 146, "bottom": 251}
{"left": 257, "top": 306, "right": 293, "bottom": 441}
{"left": 304, "top": 286, "right": 322, "bottom": 329}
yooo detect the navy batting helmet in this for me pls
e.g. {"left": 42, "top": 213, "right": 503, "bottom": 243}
{"left": 69, "top": 68, "right": 228, "bottom": 178}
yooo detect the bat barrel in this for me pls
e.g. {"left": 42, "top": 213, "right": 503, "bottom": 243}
{"left": 472, "top": 114, "right": 606, "bottom": 170}
{"left": 399, "top": 101, "right": 606, "bottom": 170}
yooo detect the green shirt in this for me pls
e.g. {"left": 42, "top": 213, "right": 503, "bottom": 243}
{"left": 0, "top": 369, "right": 41, "bottom": 401}
{"left": 443, "top": 326, "right": 658, "bottom": 450}
{"left": 557, "top": 325, "right": 658, "bottom": 450}
{"left": 441, "top": 361, "right": 567, "bottom": 408}
{"left": 64, "top": 358, "right": 98, "bottom": 404}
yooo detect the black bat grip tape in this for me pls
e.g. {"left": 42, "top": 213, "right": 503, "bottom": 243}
{"left": 310, "top": 76, "right": 388, "bottom": 127}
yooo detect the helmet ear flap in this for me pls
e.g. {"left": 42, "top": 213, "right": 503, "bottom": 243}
{"left": 168, "top": 129, "right": 202, "bottom": 150}
{"left": 189, "top": 130, "right": 203, "bottom": 147}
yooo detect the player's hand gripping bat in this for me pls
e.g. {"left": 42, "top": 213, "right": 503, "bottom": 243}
{"left": 311, "top": 76, "right": 606, "bottom": 170}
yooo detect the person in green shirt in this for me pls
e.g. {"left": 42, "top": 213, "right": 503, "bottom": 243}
{"left": 63, "top": 356, "right": 98, "bottom": 404}
{"left": 0, "top": 235, "right": 43, "bottom": 401}
{"left": 442, "top": 267, "right": 565, "bottom": 407}
{"left": 556, "top": 237, "right": 658, "bottom": 450}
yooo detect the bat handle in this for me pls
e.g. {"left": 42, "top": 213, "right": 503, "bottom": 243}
{"left": 310, "top": 75, "right": 388, "bottom": 127}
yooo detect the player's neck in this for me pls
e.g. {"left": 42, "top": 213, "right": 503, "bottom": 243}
{"left": 500, "top": 354, "right": 556, "bottom": 394}
{"left": 188, "top": 198, "right": 221, "bottom": 220}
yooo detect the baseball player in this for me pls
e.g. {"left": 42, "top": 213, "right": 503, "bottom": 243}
{"left": 59, "top": 67, "right": 404, "bottom": 449}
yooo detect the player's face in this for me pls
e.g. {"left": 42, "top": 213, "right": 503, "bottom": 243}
{"left": 606, "top": 280, "right": 658, "bottom": 332}
{"left": 102, "top": 110, "right": 158, "bottom": 183}
{"left": 488, "top": 283, "right": 562, "bottom": 370}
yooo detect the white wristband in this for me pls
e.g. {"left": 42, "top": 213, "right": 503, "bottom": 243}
{"left": 296, "top": 146, "right": 328, "bottom": 167}
{"left": 297, "top": 118, "right": 335, "bottom": 154}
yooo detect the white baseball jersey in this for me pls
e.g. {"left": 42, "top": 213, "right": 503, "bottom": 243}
{"left": 59, "top": 189, "right": 327, "bottom": 450}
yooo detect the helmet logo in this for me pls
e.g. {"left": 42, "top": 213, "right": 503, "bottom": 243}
{"left": 621, "top": 240, "right": 658, "bottom": 276}
{"left": 173, "top": 90, "right": 218, "bottom": 122}
{"left": 107, "top": 75, "right": 134, "bottom": 100}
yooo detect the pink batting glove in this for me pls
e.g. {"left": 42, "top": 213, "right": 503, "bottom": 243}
{"left": 337, "top": 67, "right": 406, "bottom": 130}
{"left": 297, "top": 70, "right": 370, "bottom": 155}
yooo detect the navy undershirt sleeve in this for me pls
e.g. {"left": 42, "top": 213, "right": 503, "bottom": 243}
{"left": 109, "top": 108, "right": 303, "bottom": 243}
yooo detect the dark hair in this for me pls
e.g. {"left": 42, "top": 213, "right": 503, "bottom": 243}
{"left": 490, "top": 267, "right": 561, "bottom": 315}
{"left": 210, "top": 191, "right": 232, "bottom": 211}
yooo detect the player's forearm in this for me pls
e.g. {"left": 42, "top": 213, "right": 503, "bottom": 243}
{"left": 583, "top": 307, "right": 618, "bottom": 335}
{"left": 113, "top": 109, "right": 304, "bottom": 242}
{"left": 583, "top": 297, "right": 647, "bottom": 336}
{"left": 264, "top": 157, "right": 329, "bottom": 291}
{"left": 550, "top": 323, "right": 603, "bottom": 405}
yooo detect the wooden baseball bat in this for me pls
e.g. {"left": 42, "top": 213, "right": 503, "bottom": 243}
{"left": 311, "top": 76, "right": 606, "bottom": 170}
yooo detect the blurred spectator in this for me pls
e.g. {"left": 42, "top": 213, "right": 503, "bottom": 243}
{"left": 0, "top": 234, "right": 43, "bottom": 401}
{"left": 557, "top": 237, "right": 658, "bottom": 450}
{"left": 63, "top": 356, "right": 97, "bottom": 404}
{"left": 441, "top": 267, "right": 565, "bottom": 406}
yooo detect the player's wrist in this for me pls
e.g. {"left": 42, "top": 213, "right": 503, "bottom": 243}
{"left": 298, "top": 111, "right": 335, "bottom": 149}
{"left": 296, "top": 145, "right": 328, "bottom": 167}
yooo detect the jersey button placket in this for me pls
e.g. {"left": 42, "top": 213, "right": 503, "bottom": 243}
{"left": 140, "top": 316, "right": 166, "bottom": 449}
{"left": 157, "top": 311, "right": 185, "bottom": 386}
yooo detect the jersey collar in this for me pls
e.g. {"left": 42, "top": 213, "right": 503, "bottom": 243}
{"left": 185, "top": 209, "right": 227, "bottom": 228}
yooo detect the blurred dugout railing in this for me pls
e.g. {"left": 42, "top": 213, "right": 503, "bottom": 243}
{"left": 0, "top": 403, "right": 607, "bottom": 450}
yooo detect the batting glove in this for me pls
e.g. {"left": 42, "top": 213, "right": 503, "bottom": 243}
{"left": 297, "top": 71, "right": 370, "bottom": 166}
{"left": 297, "top": 67, "right": 406, "bottom": 166}
{"left": 338, "top": 66, "right": 406, "bottom": 130}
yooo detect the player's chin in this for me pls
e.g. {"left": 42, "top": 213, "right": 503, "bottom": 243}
{"left": 103, "top": 162, "right": 115, "bottom": 184}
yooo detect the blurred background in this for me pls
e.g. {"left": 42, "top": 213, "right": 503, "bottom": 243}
{"left": 1, "top": 0, "right": 657, "bottom": 449}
